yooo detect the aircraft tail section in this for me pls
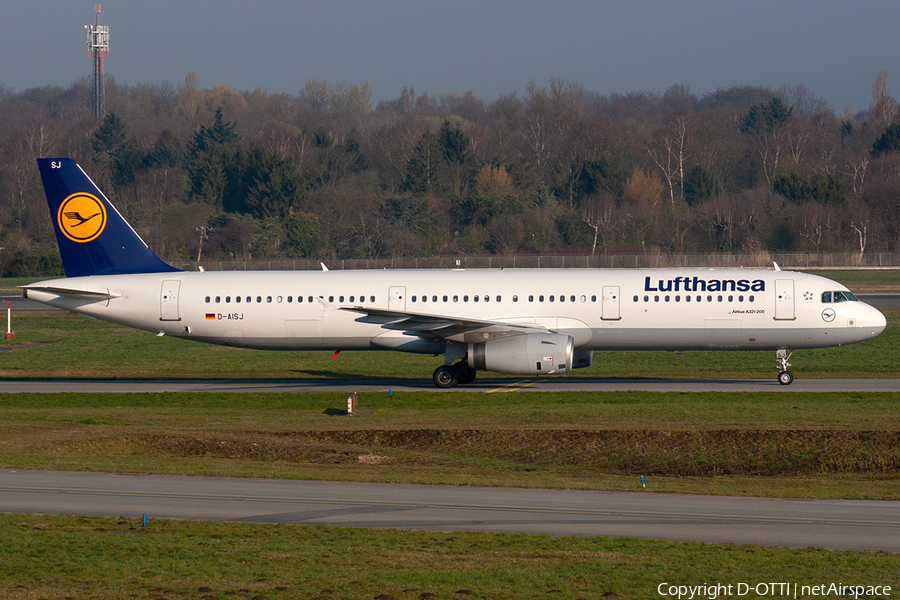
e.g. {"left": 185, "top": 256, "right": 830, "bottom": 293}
{"left": 37, "top": 158, "right": 180, "bottom": 277}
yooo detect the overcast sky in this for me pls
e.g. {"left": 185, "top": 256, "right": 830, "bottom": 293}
{"left": 4, "top": 1, "right": 899, "bottom": 114}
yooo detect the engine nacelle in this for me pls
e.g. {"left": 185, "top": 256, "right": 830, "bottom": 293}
{"left": 468, "top": 333, "right": 575, "bottom": 376}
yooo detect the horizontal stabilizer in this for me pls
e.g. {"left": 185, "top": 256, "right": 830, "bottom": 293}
{"left": 23, "top": 284, "right": 120, "bottom": 300}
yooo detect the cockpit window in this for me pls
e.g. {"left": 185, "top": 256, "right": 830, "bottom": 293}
{"left": 822, "top": 291, "right": 858, "bottom": 303}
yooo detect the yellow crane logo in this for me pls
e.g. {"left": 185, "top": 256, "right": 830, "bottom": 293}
{"left": 57, "top": 193, "right": 107, "bottom": 243}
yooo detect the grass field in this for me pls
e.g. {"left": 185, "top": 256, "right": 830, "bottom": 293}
{"left": 2, "top": 390, "right": 898, "bottom": 499}
{"left": 2, "top": 513, "right": 896, "bottom": 600}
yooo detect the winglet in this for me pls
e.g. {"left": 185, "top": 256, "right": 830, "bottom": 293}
{"left": 37, "top": 158, "right": 180, "bottom": 278}
{"left": 773, "top": 262, "right": 781, "bottom": 272}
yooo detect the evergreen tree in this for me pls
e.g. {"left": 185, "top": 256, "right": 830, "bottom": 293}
{"left": 740, "top": 97, "right": 792, "bottom": 134}
{"left": 186, "top": 108, "right": 242, "bottom": 208}
{"left": 872, "top": 122, "right": 900, "bottom": 156}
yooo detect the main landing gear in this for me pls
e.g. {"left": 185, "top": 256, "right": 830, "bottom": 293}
{"left": 432, "top": 361, "right": 477, "bottom": 389}
{"left": 776, "top": 349, "right": 794, "bottom": 385}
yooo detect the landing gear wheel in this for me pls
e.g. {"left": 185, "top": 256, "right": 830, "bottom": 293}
{"left": 778, "top": 370, "right": 794, "bottom": 386}
{"left": 453, "top": 361, "right": 476, "bottom": 385}
{"left": 433, "top": 365, "right": 458, "bottom": 389}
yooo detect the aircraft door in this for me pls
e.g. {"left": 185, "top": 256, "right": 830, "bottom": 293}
{"left": 774, "top": 279, "right": 795, "bottom": 321}
{"left": 160, "top": 280, "right": 181, "bottom": 321}
{"left": 389, "top": 286, "right": 406, "bottom": 311}
{"left": 601, "top": 286, "right": 621, "bottom": 321}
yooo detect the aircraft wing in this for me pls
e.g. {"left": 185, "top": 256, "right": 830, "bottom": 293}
{"left": 339, "top": 306, "right": 546, "bottom": 343}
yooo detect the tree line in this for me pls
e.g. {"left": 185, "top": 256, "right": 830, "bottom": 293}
{"left": 3, "top": 71, "right": 900, "bottom": 276}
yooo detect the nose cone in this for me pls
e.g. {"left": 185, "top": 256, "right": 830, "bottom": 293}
{"left": 864, "top": 303, "right": 887, "bottom": 338}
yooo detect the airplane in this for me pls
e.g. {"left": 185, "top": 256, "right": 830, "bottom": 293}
{"left": 23, "top": 158, "right": 887, "bottom": 388}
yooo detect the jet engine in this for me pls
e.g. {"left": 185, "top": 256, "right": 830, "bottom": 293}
{"left": 467, "top": 333, "right": 575, "bottom": 376}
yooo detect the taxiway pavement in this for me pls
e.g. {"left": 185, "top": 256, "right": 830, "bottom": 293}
{"left": 1, "top": 470, "right": 897, "bottom": 552}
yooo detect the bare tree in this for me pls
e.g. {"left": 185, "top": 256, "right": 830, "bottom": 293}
{"left": 581, "top": 194, "right": 623, "bottom": 254}
{"left": 645, "top": 111, "right": 692, "bottom": 207}
{"left": 869, "top": 71, "right": 899, "bottom": 132}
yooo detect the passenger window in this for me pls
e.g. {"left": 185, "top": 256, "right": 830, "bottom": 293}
{"left": 675, "top": 295, "right": 680, "bottom": 302}
{"left": 412, "top": 296, "right": 417, "bottom": 302}
{"left": 434, "top": 296, "right": 439, "bottom": 302}
{"left": 654, "top": 295, "right": 659, "bottom": 302}
{"left": 496, "top": 296, "right": 501, "bottom": 302}
{"left": 665, "top": 296, "right": 670, "bottom": 302}
{"left": 256, "top": 296, "right": 262, "bottom": 303}
{"left": 633, "top": 295, "right": 639, "bottom": 302}
{"left": 443, "top": 295, "right": 448, "bottom": 302}
{"left": 483, "top": 295, "right": 488, "bottom": 302}
{"left": 268, "top": 296, "right": 273, "bottom": 303}
{"left": 738, "top": 295, "right": 743, "bottom": 302}
{"left": 349, "top": 296, "right": 354, "bottom": 303}
{"left": 528, "top": 295, "right": 534, "bottom": 302}
{"left": 707, "top": 295, "right": 712, "bottom": 302}
{"left": 464, "top": 295, "right": 469, "bottom": 302}
{"left": 581, "top": 295, "right": 586, "bottom": 302}
{"left": 236, "top": 296, "right": 241, "bottom": 303}
{"left": 338, "top": 296, "right": 344, "bottom": 303}
{"left": 591, "top": 295, "right": 597, "bottom": 302}
{"left": 216, "top": 296, "right": 221, "bottom": 303}
{"left": 717, "top": 295, "right": 722, "bottom": 302}
{"left": 643, "top": 295, "right": 649, "bottom": 302}
{"left": 246, "top": 297, "right": 251, "bottom": 303}
{"left": 474, "top": 296, "right": 479, "bottom": 302}
{"left": 287, "top": 296, "right": 292, "bottom": 303}
{"left": 559, "top": 295, "right": 565, "bottom": 302}
{"left": 728, "top": 295, "right": 733, "bottom": 302}
{"left": 226, "top": 296, "right": 231, "bottom": 303}
{"left": 685, "top": 295, "right": 690, "bottom": 302}
{"left": 328, "top": 296, "right": 333, "bottom": 303}
{"left": 749, "top": 295, "right": 755, "bottom": 303}
{"left": 205, "top": 296, "right": 210, "bottom": 303}
{"left": 549, "top": 295, "right": 554, "bottom": 302}
{"left": 539, "top": 295, "right": 545, "bottom": 302}
{"left": 513, "top": 295, "right": 518, "bottom": 302}
{"left": 453, "top": 295, "right": 459, "bottom": 302}
{"left": 298, "top": 296, "right": 303, "bottom": 303}
{"left": 277, "top": 296, "right": 283, "bottom": 303}
{"left": 309, "top": 296, "right": 314, "bottom": 303}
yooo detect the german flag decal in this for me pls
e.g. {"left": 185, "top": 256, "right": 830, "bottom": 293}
{"left": 205, "top": 314, "right": 216, "bottom": 320}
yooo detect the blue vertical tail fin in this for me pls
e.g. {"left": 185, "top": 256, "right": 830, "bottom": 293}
{"left": 37, "top": 158, "right": 180, "bottom": 277}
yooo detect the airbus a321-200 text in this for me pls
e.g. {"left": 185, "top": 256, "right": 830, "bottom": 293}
{"left": 24, "top": 158, "right": 886, "bottom": 388}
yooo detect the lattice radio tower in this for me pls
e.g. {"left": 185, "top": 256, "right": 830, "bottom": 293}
{"left": 85, "top": 3, "right": 109, "bottom": 119}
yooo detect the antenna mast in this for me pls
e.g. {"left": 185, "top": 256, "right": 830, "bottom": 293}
{"left": 85, "top": 3, "right": 109, "bottom": 119}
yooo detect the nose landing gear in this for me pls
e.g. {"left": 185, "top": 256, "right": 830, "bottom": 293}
{"left": 776, "top": 349, "right": 793, "bottom": 385}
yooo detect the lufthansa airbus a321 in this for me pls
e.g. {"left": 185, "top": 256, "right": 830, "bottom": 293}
{"left": 24, "top": 158, "right": 886, "bottom": 387}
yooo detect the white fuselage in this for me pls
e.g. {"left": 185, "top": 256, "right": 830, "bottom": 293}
{"left": 24, "top": 268, "right": 886, "bottom": 354}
